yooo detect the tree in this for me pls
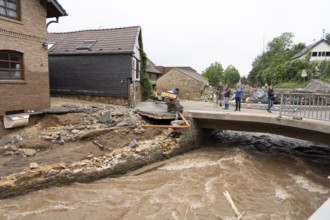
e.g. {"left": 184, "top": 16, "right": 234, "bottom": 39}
{"left": 282, "top": 59, "right": 313, "bottom": 82}
{"left": 247, "top": 32, "right": 303, "bottom": 86}
{"left": 289, "top": 42, "right": 307, "bottom": 60}
{"left": 268, "top": 32, "right": 294, "bottom": 51}
{"left": 241, "top": 76, "right": 247, "bottom": 85}
{"left": 223, "top": 65, "right": 240, "bottom": 86}
{"left": 326, "top": 33, "right": 330, "bottom": 43}
{"left": 202, "top": 62, "right": 223, "bottom": 86}
{"left": 138, "top": 31, "right": 152, "bottom": 102}
{"left": 319, "top": 60, "right": 330, "bottom": 81}
{"left": 247, "top": 54, "right": 264, "bottom": 86}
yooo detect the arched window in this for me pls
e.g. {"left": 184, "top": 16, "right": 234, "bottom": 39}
{"left": 0, "top": 50, "right": 23, "bottom": 80}
{"left": 0, "top": 0, "right": 20, "bottom": 20}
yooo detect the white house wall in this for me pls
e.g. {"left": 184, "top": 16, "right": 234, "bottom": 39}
{"left": 310, "top": 41, "right": 330, "bottom": 62}
{"left": 132, "top": 27, "right": 141, "bottom": 81}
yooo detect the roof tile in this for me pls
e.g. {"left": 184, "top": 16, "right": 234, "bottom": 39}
{"left": 48, "top": 26, "right": 140, "bottom": 55}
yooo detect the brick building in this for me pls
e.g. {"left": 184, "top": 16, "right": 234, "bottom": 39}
{"left": 0, "top": 0, "right": 67, "bottom": 116}
{"left": 156, "top": 67, "right": 209, "bottom": 100}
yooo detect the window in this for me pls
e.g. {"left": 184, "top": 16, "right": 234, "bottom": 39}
{"left": 326, "top": 52, "right": 330, "bottom": 57}
{"left": 311, "top": 52, "right": 317, "bottom": 57}
{"left": 135, "top": 60, "right": 140, "bottom": 80}
{"left": 47, "top": 42, "right": 56, "bottom": 50}
{"left": 76, "top": 40, "right": 96, "bottom": 50}
{"left": 0, "top": 0, "right": 20, "bottom": 20}
{"left": 131, "top": 58, "right": 140, "bottom": 80}
{"left": 0, "top": 50, "right": 23, "bottom": 79}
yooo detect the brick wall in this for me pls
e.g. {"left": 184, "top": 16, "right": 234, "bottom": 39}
{"left": 0, "top": 1, "right": 50, "bottom": 116}
{"left": 51, "top": 94, "right": 129, "bottom": 106}
{"left": 129, "top": 81, "right": 142, "bottom": 107}
{"left": 50, "top": 81, "right": 142, "bottom": 108}
{"left": 156, "top": 70, "right": 207, "bottom": 100}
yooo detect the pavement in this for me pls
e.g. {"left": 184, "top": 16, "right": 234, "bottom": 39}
{"left": 136, "top": 100, "right": 330, "bottom": 146}
{"left": 136, "top": 100, "right": 275, "bottom": 119}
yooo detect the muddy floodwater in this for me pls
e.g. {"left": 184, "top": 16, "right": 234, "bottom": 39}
{"left": 0, "top": 131, "right": 329, "bottom": 220}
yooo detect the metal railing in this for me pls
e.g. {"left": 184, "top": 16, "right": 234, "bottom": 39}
{"left": 279, "top": 93, "right": 330, "bottom": 121}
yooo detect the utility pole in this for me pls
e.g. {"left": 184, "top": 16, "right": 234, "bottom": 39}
{"left": 322, "top": 29, "right": 325, "bottom": 39}
{"left": 263, "top": 36, "right": 265, "bottom": 53}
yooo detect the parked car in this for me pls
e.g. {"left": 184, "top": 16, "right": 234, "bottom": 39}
{"left": 248, "top": 90, "right": 268, "bottom": 103}
{"left": 247, "top": 90, "right": 280, "bottom": 104}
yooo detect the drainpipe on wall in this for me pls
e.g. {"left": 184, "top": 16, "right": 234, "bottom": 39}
{"left": 127, "top": 78, "right": 131, "bottom": 108}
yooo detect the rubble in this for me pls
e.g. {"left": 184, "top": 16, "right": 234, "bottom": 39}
{"left": 0, "top": 127, "right": 190, "bottom": 199}
{"left": 0, "top": 100, "right": 198, "bottom": 199}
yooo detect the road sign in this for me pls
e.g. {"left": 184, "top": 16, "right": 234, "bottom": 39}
{"left": 301, "top": 69, "right": 308, "bottom": 78}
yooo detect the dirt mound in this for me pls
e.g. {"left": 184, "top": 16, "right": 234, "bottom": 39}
{"left": 0, "top": 98, "right": 162, "bottom": 177}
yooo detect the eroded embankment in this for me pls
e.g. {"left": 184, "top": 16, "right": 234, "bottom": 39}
{"left": 0, "top": 123, "right": 202, "bottom": 199}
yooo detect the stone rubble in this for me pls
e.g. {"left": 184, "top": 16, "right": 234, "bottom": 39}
{"left": 0, "top": 127, "right": 188, "bottom": 199}
{"left": 0, "top": 103, "right": 198, "bottom": 199}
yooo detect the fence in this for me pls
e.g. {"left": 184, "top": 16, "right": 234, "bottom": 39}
{"left": 279, "top": 93, "right": 330, "bottom": 121}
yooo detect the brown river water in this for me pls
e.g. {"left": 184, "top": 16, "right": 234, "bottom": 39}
{"left": 0, "top": 131, "right": 329, "bottom": 220}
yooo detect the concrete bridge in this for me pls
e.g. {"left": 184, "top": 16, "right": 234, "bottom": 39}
{"left": 136, "top": 100, "right": 330, "bottom": 146}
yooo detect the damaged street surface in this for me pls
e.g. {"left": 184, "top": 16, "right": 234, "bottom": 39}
{"left": 0, "top": 98, "right": 191, "bottom": 199}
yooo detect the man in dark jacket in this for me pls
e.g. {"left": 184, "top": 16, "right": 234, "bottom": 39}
{"left": 223, "top": 84, "right": 231, "bottom": 110}
{"left": 267, "top": 85, "right": 275, "bottom": 113}
{"left": 216, "top": 83, "right": 224, "bottom": 107}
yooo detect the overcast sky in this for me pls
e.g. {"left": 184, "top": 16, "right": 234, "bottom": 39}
{"left": 48, "top": 0, "right": 330, "bottom": 76}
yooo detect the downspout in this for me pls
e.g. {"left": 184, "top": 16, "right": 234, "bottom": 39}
{"left": 131, "top": 53, "right": 136, "bottom": 108}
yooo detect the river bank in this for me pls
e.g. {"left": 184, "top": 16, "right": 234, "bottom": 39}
{"left": 1, "top": 131, "right": 329, "bottom": 219}
{"left": 0, "top": 98, "right": 200, "bottom": 199}
{"left": 1, "top": 97, "right": 329, "bottom": 200}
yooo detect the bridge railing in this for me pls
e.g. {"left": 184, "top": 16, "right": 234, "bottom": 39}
{"left": 279, "top": 93, "right": 330, "bottom": 121}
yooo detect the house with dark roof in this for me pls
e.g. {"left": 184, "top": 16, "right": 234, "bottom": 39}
{"left": 290, "top": 39, "right": 330, "bottom": 62}
{"left": 48, "top": 26, "right": 145, "bottom": 106}
{"left": 0, "top": 0, "right": 67, "bottom": 116}
{"left": 156, "top": 67, "right": 209, "bottom": 100}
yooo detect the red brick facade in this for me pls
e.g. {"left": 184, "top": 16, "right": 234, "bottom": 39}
{"left": 0, "top": 1, "right": 50, "bottom": 116}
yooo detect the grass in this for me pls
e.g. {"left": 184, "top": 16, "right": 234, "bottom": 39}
{"left": 320, "top": 76, "right": 330, "bottom": 84}
{"left": 275, "top": 81, "right": 308, "bottom": 89}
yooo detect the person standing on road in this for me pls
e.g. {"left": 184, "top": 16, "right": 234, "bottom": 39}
{"left": 216, "top": 83, "right": 224, "bottom": 107}
{"left": 234, "top": 84, "right": 243, "bottom": 111}
{"left": 223, "top": 84, "right": 231, "bottom": 110}
{"left": 267, "top": 85, "right": 275, "bottom": 113}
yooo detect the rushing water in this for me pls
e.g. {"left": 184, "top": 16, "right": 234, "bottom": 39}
{"left": 0, "top": 131, "right": 329, "bottom": 220}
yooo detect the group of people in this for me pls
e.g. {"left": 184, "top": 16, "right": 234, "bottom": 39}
{"left": 215, "top": 83, "right": 275, "bottom": 113}
{"left": 215, "top": 84, "right": 231, "bottom": 110}
{"left": 215, "top": 83, "right": 242, "bottom": 111}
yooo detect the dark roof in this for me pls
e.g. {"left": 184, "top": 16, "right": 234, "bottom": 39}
{"left": 155, "top": 66, "right": 198, "bottom": 75}
{"left": 173, "top": 68, "right": 209, "bottom": 86}
{"left": 147, "top": 65, "right": 162, "bottom": 74}
{"left": 147, "top": 58, "right": 156, "bottom": 66}
{"left": 147, "top": 59, "right": 162, "bottom": 74}
{"left": 48, "top": 26, "right": 141, "bottom": 55}
{"left": 290, "top": 39, "right": 330, "bottom": 60}
{"left": 42, "top": 0, "right": 68, "bottom": 18}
